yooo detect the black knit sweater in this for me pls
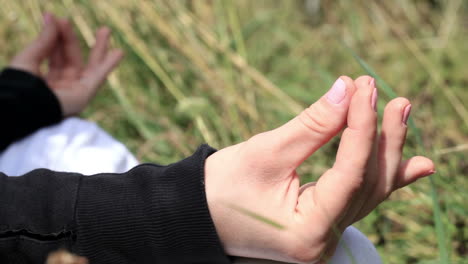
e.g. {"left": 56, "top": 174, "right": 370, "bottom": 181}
{"left": 0, "top": 68, "right": 230, "bottom": 263}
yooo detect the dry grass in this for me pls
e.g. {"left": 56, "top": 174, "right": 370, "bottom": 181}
{"left": 0, "top": 0, "right": 466, "bottom": 263}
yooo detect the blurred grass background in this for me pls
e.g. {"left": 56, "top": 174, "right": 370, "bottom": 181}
{"left": 0, "top": 0, "right": 466, "bottom": 263}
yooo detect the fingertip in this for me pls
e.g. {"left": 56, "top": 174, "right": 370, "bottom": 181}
{"left": 338, "top": 75, "right": 353, "bottom": 83}
{"left": 19, "top": 12, "right": 59, "bottom": 65}
{"left": 397, "top": 156, "right": 435, "bottom": 188}
{"left": 88, "top": 49, "right": 124, "bottom": 87}
{"left": 405, "top": 156, "right": 434, "bottom": 168}
{"left": 324, "top": 76, "right": 355, "bottom": 106}
{"left": 266, "top": 75, "right": 355, "bottom": 171}
{"left": 346, "top": 76, "right": 378, "bottom": 130}
{"left": 354, "top": 75, "right": 373, "bottom": 87}
{"left": 352, "top": 75, "right": 375, "bottom": 95}
{"left": 386, "top": 97, "right": 411, "bottom": 111}
{"left": 108, "top": 49, "right": 125, "bottom": 62}
{"left": 383, "top": 97, "right": 411, "bottom": 125}
{"left": 43, "top": 12, "right": 52, "bottom": 25}
{"left": 338, "top": 75, "right": 357, "bottom": 95}
{"left": 41, "top": 12, "right": 58, "bottom": 30}
{"left": 414, "top": 156, "right": 436, "bottom": 175}
{"left": 97, "top": 26, "right": 111, "bottom": 37}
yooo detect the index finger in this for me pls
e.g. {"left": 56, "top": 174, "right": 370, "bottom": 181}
{"left": 57, "top": 18, "right": 84, "bottom": 68}
{"left": 306, "top": 76, "right": 377, "bottom": 224}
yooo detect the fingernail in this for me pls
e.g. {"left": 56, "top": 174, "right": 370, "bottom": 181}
{"left": 370, "top": 78, "right": 377, "bottom": 112}
{"left": 402, "top": 104, "right": 412, "bottom": 125}
{"left": 326, "top": 78, "right": 347, "bottom": 104}
{"left": 421, "top": 170, "right": 436, "bottom": 177}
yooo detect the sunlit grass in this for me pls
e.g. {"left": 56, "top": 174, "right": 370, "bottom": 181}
{"left": 0, "top": 0, "right": 466, "bottom": 263}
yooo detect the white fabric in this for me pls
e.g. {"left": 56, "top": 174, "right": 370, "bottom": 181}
{"left": 0, "top": 118, "right": 381, "bottom": 264}
{"left": 0, "top": 117, "right": 138, "bottom": 175}
{"left": 233, "top": 226, "right": 382, "bottom": 264}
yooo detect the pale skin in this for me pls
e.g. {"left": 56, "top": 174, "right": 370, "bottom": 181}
{"left": 10, "top": 13, "right": 435, "bottom": 264}
{"left": 9, "top": 13, "right": 123, "bottom": 116}
{"left": 205, "top": 77, "right": 435, "bottom": 263}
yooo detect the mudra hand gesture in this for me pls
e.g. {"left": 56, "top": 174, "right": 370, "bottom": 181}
{"left": 205, "top": 76, "right": 435, "bottom": 263}
{"left": 10, "top": 13, "right": 123, "bottom": 116}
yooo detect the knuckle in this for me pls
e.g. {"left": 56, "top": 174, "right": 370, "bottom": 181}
{"left": 350, "top": 175, "right": 365, "bottom": 192}
{"left": 344, "top": 179, "right": 365, "bottom": 199}
{"left": 332, "top": 167, "right": 365, "bottom": 194}
{"left": 350, "top": 117, "right": 377, "bottom": 136}
{"left": 298, "top": 106, "right": 336, "bottom": 135}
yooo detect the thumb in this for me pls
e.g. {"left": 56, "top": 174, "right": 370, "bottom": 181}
{"left": 10, "top": 13, "right": 59, "bottom": 73}
{"left": 261, "top": 76, "right": 356, "bottom": 169}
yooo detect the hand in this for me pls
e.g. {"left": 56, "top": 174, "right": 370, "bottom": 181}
{"left": 205, "top": 76, "right": 435, "bottom": 263}
{"left": 47, "top": 249, "right": 88, "bottom": 264}
{"left": 9, "top": 13, "right": 123, "bottom": 116}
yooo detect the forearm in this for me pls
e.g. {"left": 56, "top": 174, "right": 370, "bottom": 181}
{"left": 0, "top": 145, "right": 229, "bottom": 264}
{"left": 0, "top": 68, "right": 62, "bottom": 151}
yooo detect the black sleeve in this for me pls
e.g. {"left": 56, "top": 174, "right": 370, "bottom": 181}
{"left": 0, "top": 68, "right": 62, "bottom": 151}
{"left": 0, "top": 144, "right": 230, "bottom": 264}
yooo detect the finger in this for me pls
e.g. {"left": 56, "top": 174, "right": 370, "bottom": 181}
{"left": 337, "top": 76, "right": 379, "bottom": 228}
{"left": 87, "top": 27, "right": 111, "bottom": 68}
{"left": 57, "top": 18, "right": 84, "bottom": 68}
{"left": 47, "top": 38, "right": 65, "bottom": 80}
{"left": 395, "top": 156, "right": 435, "bottom": 188}
{"left": 10, "top": 13, "right": 59, "bottom": 74}
{"left": 259, "top": 76, "right": 356, "bottom": 171}
{"left": 352, "top": 98, "right": 413, "bottom": 222}
{"left": 353, "top": 156, "right": 435, "bottom": 222}
{"left": 377, "top": 98, "right": 411, "bottom": 192}
{"left": 80, "top": 49, "right": 124, "bottom": 91}
{"left": 302, "top": 75, "right": 377, "bottom": 224}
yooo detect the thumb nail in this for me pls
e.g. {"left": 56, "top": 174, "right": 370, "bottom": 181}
{"left": 326, "top": 78, "right": 347, "bottom": 104}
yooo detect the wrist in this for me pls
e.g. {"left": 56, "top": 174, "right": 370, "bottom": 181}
{"left": 204, "top": 147, "right": 291, "bottom": 261}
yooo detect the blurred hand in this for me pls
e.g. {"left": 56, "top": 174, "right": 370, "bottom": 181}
{"left": 9, "top": 13, "right": 123, "bottom": 116}
{"left": 47, "top": 249, "right": 88, "bottom": 264}
{"left": 205, "top": 76, "right": 435, "bottom": 263}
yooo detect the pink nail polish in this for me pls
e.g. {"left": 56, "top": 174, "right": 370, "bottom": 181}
{"left": 402, "top": 104, "right": 412, "bottom": 125}
{"left": 421, "top": 170, "right": 436, "bottom": 177}
{"left": 371, "top": 88, "right": 378, "bottom": 112}
{"left": 326, "top": 78, "right": 347, "bottom": 104}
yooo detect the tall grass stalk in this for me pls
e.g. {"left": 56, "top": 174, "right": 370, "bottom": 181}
{"left": 1, "top": 1, "right": 465, "bottom": 262}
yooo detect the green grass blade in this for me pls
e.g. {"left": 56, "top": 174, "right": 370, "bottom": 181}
{"left": 346, "top": 45, "right": 398, "bottom": 99}
{"left": 227, "top": 203, "right": 286, "bottom": 230}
